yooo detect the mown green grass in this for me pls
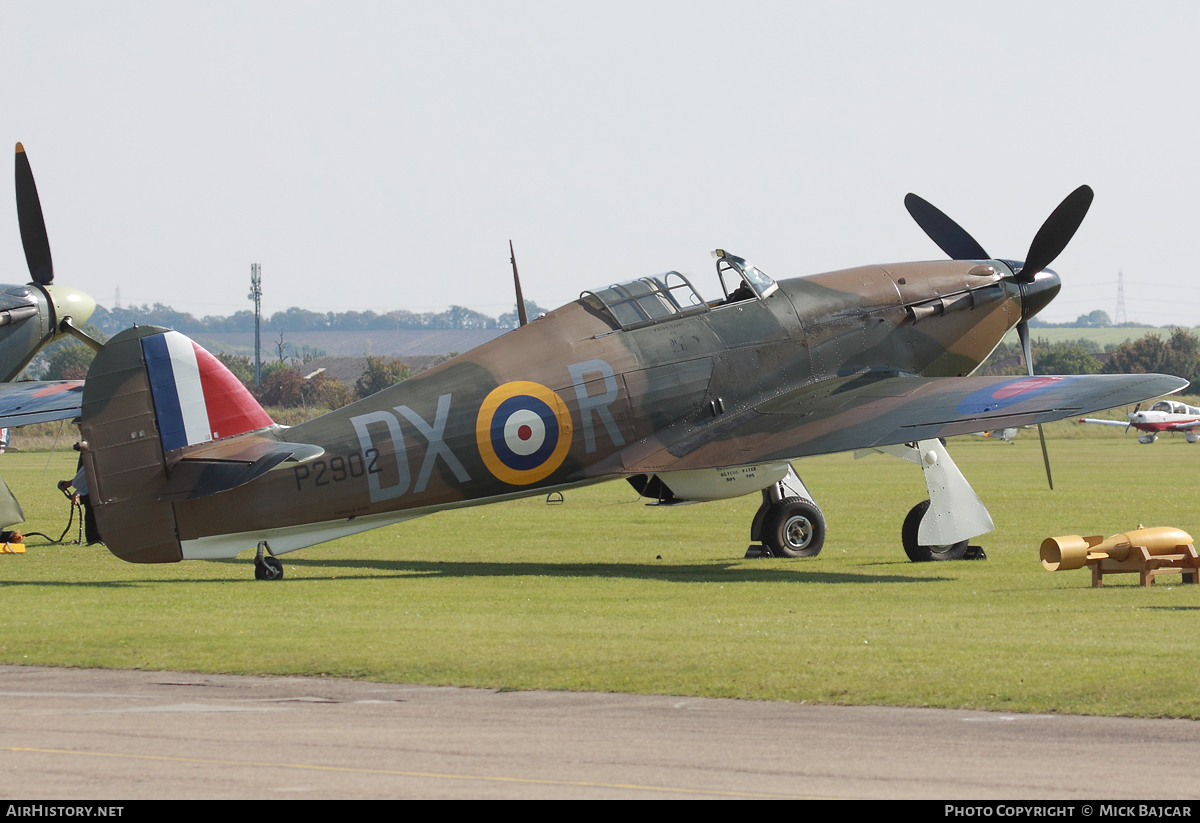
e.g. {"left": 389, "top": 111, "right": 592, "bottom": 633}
{"left": 2, "top": 436, "right": 1200, "bottom": 718}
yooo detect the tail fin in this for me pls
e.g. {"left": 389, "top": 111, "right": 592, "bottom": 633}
{"left": 80, "top": 326, "right": 276, "bottom": 563}
{"left": 141, "top": 329, "right": 273, "bottom": 450}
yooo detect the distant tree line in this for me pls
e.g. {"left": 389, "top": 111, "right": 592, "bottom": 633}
{"left": 1028, "top": 310, "right": 1159, "bottom": 329}
{"left": 979, "top": 327, "right": 1200, "bottom": 385}
{"left": 980, "top": 336, "right": 1104, "bottom": 376}
{"left": 86, "top": 298, "right": 550, "bottom": 336}
{"left": 1102, "top": 327, "right": 1200, "bottom": 385}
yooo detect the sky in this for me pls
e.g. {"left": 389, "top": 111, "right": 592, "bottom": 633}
{"left": 0, "top": 1, "right": 1197, "bottom": 326}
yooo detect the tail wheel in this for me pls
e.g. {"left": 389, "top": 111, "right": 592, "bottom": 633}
{"left": 763, "top": 497, "right": 825, "bottom": 558}
{"left": 255, "top": 555, "right": 283, "bottom": 581}
{"left": 901, "top": 500, "right": 967, "bottom": 562}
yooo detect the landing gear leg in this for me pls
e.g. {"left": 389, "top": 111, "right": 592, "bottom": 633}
{"left": 862, "top": 439, "right": 994, "bottom": 562}
{"left": 254, "top": 541, "right": 283, "bottom": 581}
{"left": 747, "top": 464, "right": 825, "bottom": 558}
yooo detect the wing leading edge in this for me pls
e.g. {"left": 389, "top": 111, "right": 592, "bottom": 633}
{"left": 613, "top": 372, "right": 1188, "bottom": 474}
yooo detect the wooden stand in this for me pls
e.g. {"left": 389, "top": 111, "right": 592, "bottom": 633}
{"left": 1089, "top": 544, "right": 1200, "bottom": 587}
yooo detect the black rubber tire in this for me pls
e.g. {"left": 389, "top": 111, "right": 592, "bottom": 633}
{"left": 763, "top": 497, "right": 825, "bottom": 558}
{"left": 255, "top": 555, "right": 284, "bottom": 581}
{"left": 901, "top": 500, "right": 968, "bottom": 562}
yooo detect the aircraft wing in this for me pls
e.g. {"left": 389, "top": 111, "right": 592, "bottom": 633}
{"left": 1078, "top": 417, "right": 1130, "bottom": 427}
{"left": 0, "top": 380, "right": 84, "bottom": 428}
{"left": 1166, "top": 420, "right": 1200, "bottom": 431}
{"left": 614, "top": 372, "right": 1188, "bottom": 473}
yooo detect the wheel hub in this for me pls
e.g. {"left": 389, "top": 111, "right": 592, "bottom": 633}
{"left": 783, "top": 515, "right": 813, "bottom": 550}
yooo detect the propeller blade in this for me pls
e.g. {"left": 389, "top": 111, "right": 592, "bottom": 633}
{"left": 1018, "top": 185, "right": 1094, "bottom": 283}
{"left": 1036, "top": 422, "right": 1054, "bottom": 490}
{"left": 14, "top": 143, "right": 54, "bottom": 286}
{"left": 1017, "top": 319, "right": 1054, "bottom": 489}
{"left": 1126, "top": 403, "right": 1141, "bottom": 435}
{"left": 1017, "top": 319, "right": 1033, "bottom": 374}
{"left": 904, "top": 193, "right": 990, "bottom": 261}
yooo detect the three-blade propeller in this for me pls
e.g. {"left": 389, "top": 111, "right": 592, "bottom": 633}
{"left": 904, "top": 185, "right": 1096, "bottom": 490}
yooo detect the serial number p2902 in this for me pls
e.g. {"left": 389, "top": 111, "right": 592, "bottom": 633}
{"left": 293, "top": 449, "right": 380, "bottom": 491}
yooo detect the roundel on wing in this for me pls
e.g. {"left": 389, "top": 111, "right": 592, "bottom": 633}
{"left": 476, "top": 381, "right": 573, "bottom": 485}
{"left": 956, "top": 375, "right": 1072, "bottom": 415}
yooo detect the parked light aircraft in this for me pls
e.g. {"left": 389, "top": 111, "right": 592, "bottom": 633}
{"left": 1079, "top": 400, "right": 1200, "bottom": 444}
{"left": 72, "top": 185, "right": 1186, "bottom": 575}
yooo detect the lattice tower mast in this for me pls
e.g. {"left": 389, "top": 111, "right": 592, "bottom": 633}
{"left": 248, "top": 263, "right": 262, "bottom": 387}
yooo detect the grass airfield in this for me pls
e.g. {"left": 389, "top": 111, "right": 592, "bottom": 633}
{"left": 2, "top": 425, "right": 1200, "bottom": 719}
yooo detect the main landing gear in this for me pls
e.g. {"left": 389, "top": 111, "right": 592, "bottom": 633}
{"left": 867, "top": 439, "right": 992, "bottom": 562}
{"left": 747, "top": 467, "right": 826, "bottom": 558}
{"left": 254, "top": 541, "right": 283, "bottom": 581}
{"left": 901, "top": 500, "right": 968, "bottom": 562}
{"left": 747, "top": 439, "right": 993, "bottom": 562}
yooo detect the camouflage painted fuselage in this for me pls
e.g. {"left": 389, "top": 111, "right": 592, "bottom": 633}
{"left": 146, "top": 259, "right": 1024, "bottom": 559}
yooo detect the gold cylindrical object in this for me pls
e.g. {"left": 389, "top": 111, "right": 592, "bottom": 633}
{"left": 1041, "top": 528, "right": 1194, "bottom": 571}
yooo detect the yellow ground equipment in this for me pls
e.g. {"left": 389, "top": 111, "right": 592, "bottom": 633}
{"left": 0, "top": 529, "right": 24, "bottom": 554}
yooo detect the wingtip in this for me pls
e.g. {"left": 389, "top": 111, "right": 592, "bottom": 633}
{"left": 14, "top": 142, "right": 24, "bottom": 154}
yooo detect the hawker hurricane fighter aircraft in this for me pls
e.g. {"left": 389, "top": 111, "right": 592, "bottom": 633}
{"left": 1079, "top": 399, "right": 1200, "bottom": 444}
{"left": 74, "top": 186, "right": 1185, "bottom": 576}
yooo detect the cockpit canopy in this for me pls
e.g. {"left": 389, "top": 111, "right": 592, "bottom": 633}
{"left": 580, "top": 250, "right": 777, "bottom": 331}
{"left": 1150, "top": 400, "right": 1200, "bottom": 416}
{"left": 581, "top": 272, "right": 709, "bottom": 330}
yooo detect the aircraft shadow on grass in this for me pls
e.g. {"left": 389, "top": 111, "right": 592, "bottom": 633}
{"left": 0, "top": 578, "right": 152, "bottom": 589}
{"left": 0, "top": 557, "right": 951, "bottom": 586}
{"left": 220, "top": 557, "right": 950, "bottom": 586}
